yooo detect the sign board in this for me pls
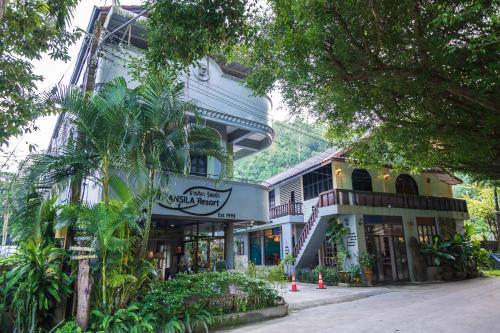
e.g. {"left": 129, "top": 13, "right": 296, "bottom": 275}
{"left": 71, "top": 254, "right": 97, "bottom": 260}
{"left": 347, "top": 232, "right": 357, "bottom": 247}
{"left": 153, "top": 174, "right": 269, "bottom": 222}
{"left": 158, "top": 186, "right": 232, "bottom": 216}
{"left": 69, "top": 246, "right": 95, "bottom": 252}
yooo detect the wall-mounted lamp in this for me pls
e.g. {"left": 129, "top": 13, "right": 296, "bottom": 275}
{"left": 383, "top": 173, "right": 390, "bottom": 180}
{"left": 335, "top": 168, "right": 342, "bottom": 176}
{"left": 358, "top": 218, "right": 364, "bottom": 226}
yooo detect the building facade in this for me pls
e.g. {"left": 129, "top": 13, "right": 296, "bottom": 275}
{"left": 50, "top": 6, "right": 273, "bottom": 277}
{"left": 235, "top": 148, "right": 469, "bottom": 283}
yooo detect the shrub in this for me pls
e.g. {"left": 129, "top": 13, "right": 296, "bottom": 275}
{"left": 142, "top": 272, "right": 282, "bottom": 332}
{"left": 90, "top": 304, "right": 155, "bottom": 333}
{"left": 0, "top": 241, "right": 72, "bottom": 332}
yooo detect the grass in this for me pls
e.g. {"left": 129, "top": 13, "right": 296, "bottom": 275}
{"left": 482, "top": 270, "right": 500, "bottom": 277}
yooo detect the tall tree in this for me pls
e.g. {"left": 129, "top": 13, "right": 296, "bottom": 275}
{"left": 126, "top": 70, "right": 228, "bottom": 258}
{"left": 0, "top": 0, "right": 80, "bottom": 145}
{"left": 145, "top": 0, "right": 500, "bottom": 180}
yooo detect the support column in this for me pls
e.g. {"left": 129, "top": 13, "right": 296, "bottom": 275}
{"left": 224, "top": 223, "right": 235, "bottom": 269}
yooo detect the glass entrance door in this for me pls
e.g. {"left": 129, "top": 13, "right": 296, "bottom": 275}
{"left": 364, "top": 216, "right": 409, "bottom": 282}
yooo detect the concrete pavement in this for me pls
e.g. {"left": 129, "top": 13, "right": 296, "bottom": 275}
{"left": 221, "top": 277, "right": 500, "bottom": 333}
{"left": 278, "top": 282, "right": 391, "bottom": 311}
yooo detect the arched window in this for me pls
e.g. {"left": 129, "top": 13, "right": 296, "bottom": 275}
{"left": 395, "top": 174, "right": 419, "bottom": 195}
{"left": 352, "top": 169, "right": 373, "bottom": 192}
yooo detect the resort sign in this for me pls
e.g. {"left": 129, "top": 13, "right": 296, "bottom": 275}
{"left": 158, "top": 186, "right": 232, "bottom": 216}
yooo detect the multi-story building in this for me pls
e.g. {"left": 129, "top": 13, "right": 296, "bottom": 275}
{"left": 50, "top": 6, "right": 273, "bottom": 276}
{"left": 235, "top": 148, "right": 469, "bottom": 282}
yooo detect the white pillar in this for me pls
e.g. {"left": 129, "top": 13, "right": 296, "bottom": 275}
{"left": 224, "top": 223, "right": 235, "bottom": 269}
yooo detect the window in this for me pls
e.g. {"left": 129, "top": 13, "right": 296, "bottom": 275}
{"left": 417, "top": 217, "right": 438, "bottom": 244}
{"left": 302, "top": 164, "right": 333, "bottom": 200}
{"left": 290, "top": 191, "right": 295, "bottom": 203}
{"left": 190, "top": 155, "right": 207, "bottom": 177}
{"left": 269, "top": 190, "right": 275, "bottom": 208}
{"left": 395, "top": 174, "right": 419, "bottom": 195}
{"left": 352, "top": 169, "right": 373, "bottom": 192}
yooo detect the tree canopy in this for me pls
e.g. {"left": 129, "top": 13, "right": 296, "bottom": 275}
{"left": 0, "top": 0, "right": 79, "bottom": 145}
{"left": 145, "top": 0, "right": 500, "bottom": 181}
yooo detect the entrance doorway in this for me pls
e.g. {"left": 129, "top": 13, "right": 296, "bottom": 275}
{"left": 364, "top": 215, "right": 410, "bottom": 282}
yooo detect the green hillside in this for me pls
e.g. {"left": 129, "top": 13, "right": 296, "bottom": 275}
{"left": 234, "top": 120, "right": 330, "bottom": 182}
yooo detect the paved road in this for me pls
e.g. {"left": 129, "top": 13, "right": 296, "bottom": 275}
{"left": 223, "top": 277, "right": 500, "bottom": 333}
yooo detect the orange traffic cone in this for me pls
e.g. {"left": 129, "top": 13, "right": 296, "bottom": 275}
{"left": 317, "top": 272, "right": 326, "bottom": 289}
{"left": 290, "top": 273, "right": 299, "bottom": 292}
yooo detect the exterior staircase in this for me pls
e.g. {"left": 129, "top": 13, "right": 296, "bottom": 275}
{"left": 293, "top": 190, "right": 337, "bottom": 269}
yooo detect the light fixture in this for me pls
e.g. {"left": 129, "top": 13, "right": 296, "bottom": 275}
{"left": 335, "top": 168, "right": 342, "bottom": 176}
{"left": 358, "top": 218, "right": 364, "bottom": 226}
{"left": 383, "top": 173, "right": 390, "bottom": 180}
{"left": 170, "top": 224, "right": 175, "bottom": 228}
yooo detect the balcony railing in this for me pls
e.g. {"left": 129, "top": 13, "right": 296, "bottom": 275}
{"left": 293, "top": 189, "right": 467, "bottom": 257}
{"left": 335, "top": 189, "right": 468, "bottom": 213}
{"left": 269, "top": 202, "right": 303, "bottom": 219}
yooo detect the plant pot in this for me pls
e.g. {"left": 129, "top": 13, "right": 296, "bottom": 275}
{"left": 362, "top": 268, "right": 374, "bottom": 287}
{"left": 339, "top": 271, "right": 349, "bottom": 283}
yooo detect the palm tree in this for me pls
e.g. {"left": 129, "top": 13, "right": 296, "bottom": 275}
{"left": 125, "top": 70, "right": 228, "bottom": 258}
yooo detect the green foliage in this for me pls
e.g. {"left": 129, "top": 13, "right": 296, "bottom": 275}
{"left": 244, "top": 0, "right": 500, "bottom": 180}
{"left": 90, "top": 304, "right": 155, "bottom": 333}
{"left": 0, "top": 0, "right": 80, "bottom": 144}
{"left": 145, "top": 0, "right": 500, "bottom": 180}
{"left": 54, "top": 320, "right": 84, "bottom": 333}
{"left": 358, "top": 252, "right": 376, "bottom": 270}
{"left": 235, "top": 120, "right": 328, "bottom": 181}
{"left": 420, "top": 225, "right": 490, "bottom": 275}
{"left": 0, "top": 241, "right": 72, "bottom": 332}
{"left": 145, "top": 0, "right": 254, "bottom": 70}
{"left": 461, "top": 183, "right": 499, "bottom": 243}
{"left": 142, "top": 272, "right": 281, "bottom": 332}
{"left": 483, "top": 270, "right": 500, "bottom": 277}
{"left": 326, "top": 221, "right": 350, "bottom": 270}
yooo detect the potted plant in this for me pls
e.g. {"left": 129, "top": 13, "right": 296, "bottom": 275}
{"left": 358, "top": 252, "right": 376, "bottom": 286}
{"left": 420, "top": 236, "right": 456, "bottom": 280}
{"left": 337, "top": 250, "right": 349, "bottom": 283}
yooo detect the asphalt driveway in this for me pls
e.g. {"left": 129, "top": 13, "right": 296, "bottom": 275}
{"left": 222, "top": 277, "right": 500, "bottom": 333}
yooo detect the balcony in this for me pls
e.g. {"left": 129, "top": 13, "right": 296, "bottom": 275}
{"left": 319, "top": 189, "right": 468, "bottom": 213}
{"left": 269, "top": 202, "right": 303, "bottom": 219}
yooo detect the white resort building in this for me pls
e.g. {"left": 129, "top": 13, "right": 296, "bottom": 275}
{"left": 50, "top": 6, "right": 273, "bottom": 276}
{"left": 235, "top": 148, "right": 469, "bottom": 283}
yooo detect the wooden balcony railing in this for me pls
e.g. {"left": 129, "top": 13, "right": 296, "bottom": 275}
{"left": 335, "top": 189, "right": 468, "bottom": 213}
{"left": 269, "top": 202, "right": 303, "bottom": 219}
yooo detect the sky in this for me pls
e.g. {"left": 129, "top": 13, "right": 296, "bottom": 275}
{"left": 0, "top": 0, "right": 291, "bottom": 173}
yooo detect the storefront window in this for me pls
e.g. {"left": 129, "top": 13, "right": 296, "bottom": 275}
{"left": 249, "top": 231, "right": 262, "bottom": 265}
{"left": 264, "top": 227, "right": 281, "bottom": 265}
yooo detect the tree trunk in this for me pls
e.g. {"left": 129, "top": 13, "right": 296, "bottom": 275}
{"left": 140, "top": 168, "right": 156, "bottom": 259}
{"left": 0, "top": 0, "right": 9, "bottom": 19}
{"left": 76, "top": 258, "right": 93, "bottom": 330}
